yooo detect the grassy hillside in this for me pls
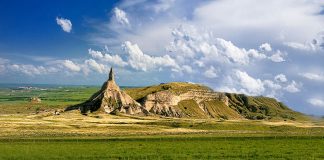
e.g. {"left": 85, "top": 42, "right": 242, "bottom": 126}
{"left": 125, "top": 82, "right": 307, "bottom": 121}
{"left": 226, "top": 93, "right": 307, "bottom": 120}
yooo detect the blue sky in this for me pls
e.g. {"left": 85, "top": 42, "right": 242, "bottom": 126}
{"left": 0, "top": 0, "right": 324, "bottom": 115}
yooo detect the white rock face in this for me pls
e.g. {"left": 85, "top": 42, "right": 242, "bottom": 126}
{"left": 142, "top": 89, "right": 229, "bottom": 117}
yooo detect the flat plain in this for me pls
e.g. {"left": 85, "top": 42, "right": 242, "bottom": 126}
{"left": 0, "top": 85, "right": 323, "bottom": 159}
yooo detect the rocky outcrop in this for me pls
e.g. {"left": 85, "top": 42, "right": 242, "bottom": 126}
{"left": 142, "top": 88, "right": 230, "bottom": 118}
{"left": 66, "top": 68, "right": 148, "bottom": 115}
{"left": 64, "top": 67, "right": 303, "bottom": 120}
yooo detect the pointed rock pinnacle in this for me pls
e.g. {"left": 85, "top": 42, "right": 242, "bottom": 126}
{"left": 108, "top": 67, "right": 114, "bottom": 81}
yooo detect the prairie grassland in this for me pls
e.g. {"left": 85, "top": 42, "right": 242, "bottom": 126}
{"left": 0, "top": 137, "right": 323, "bottom": 160}
{"left": 1, "top": 85, "right": 324, "bottom": 159}
{"left": 0, "top": 112, "right": 324, "bottom": 159}
{"left": 0, "top": 110, "right": 324, "bottom": 139}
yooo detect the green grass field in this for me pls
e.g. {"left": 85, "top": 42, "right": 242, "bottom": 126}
{"left": 1, "top": 137, "right": 324, "bottom": 159}
{"left": 0, "top": 85, "right": 99, "bottom": 114}
{"left": 0, "top": 84, "right": 324, "bottom": 159}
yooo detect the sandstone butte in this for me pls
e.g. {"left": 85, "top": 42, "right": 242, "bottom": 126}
{"left": 66, "top": 67, "right": 303, "bottom": 120}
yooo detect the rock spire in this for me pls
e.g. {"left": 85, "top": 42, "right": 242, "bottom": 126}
{"left": 66, "top": 67, "right": 148, "bottom": 115}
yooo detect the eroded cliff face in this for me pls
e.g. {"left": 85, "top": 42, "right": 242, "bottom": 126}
{"left": 66, "top": 68, "right": 148, "bottom": 115}
{"left": 67, "top": 70, "right": 302, "bottom": 120}
{"left": 141, "top": 88, "right": 235, "bottom": 118}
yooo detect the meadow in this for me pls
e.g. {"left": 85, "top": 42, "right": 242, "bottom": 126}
{"left": 1, "top": 137, "right": 324, "bottom": 159}
{"left": 0, "top": 84, "right": 324, "bottom": 159}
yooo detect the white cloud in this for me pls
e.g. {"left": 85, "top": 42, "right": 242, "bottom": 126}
{"left": 308, "top": 98, "right": 324, "bottom": 108}
{"left": 182, "top": 65, "right": 194, "bottom": 74}
{"left": 233, "top": 70, "right": 265, "bottom": 95}
{"left": 247, "top": 49, "right": 267, "bottom": 60}
{"left": 85, "top": 59, "right": 106, "bottom": 74}
{"left": 284, "top": 81, "right": 301, "bottom": 93}
{"left": 193, "top": 0, "right": 324, "bottom": 43}
{"left": 275, "top": 74, "right": 287, "bottom": 82}
{"left": 61, "top": 60, "right": 81, "bottom": 72}
{"left": 263, "top": 79, "right": 282, "bottom": 98}
{"left": 215, "top": 38, "right": 252, "bottom": 65}
{"left": 204, "top": 66, "right": 218, "bottom": 78}
{"left": 123, "top": 41, "right": 179, "bottom": 71}
{"left": 285, "top": 31, "right": 324, "bottom": 52}
{"left": 300, "top": 72, "right": 324, "bottom": 82}
{"left": 259, "top": 43, "right": 272, "bottom": 52}
{"left": 56, "top": 17, "right": 72, "bottom": 33}
{"left": 0, "top": 57, "right": 110, "bottom": 77}
{"left": 8, "top": 64, "right": 55, "bottom": 76}
{"left": 88, "top": 49, "right": 127, "bottom": 67}
{"left": 217, "top": 86, "right": 240, "bottom": 94}
{"left": 269, "top": 50, "right": 285, "bottom": 62}
{"left": 169, "top": 25, "right": 268, "bottom": 66}
{"left": 113, "top": 7, "right": 130, "bottom": 26}
{"left": 219, "top": 70, "right": 300, "bottom": 97}
{"left": 88, "top": 49, "right": 104, "bottom": 59}
{"left": 285, "top": 42, "right": 317, "bottom": 51}
{"left": 91, "top": 0, "right": 324, "bottom": 64}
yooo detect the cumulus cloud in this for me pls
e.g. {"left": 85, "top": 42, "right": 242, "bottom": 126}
{"left": 307, "top": 98, "right": 324, "bottom": 108}
{"left": 88, "top": 49, "right": 127, "bottom": 67}
{"left": 203, "top": 66, "right": 218, "bottom": 78}
{"left": 168, "top": 25, "right": 268, "bottom": 66}
{"left": 275, "top": 74, "right": 287, "bottom": 82}
{"left": 284, "top": 81, "right": 301, "bottom": 93}
{"left": 215, "top": 38, "right": 256, "bottom": 65}
{"left": 6, "top": 58, "right": 110, "bottom": 76}
{"left": 56, "top": 17, "right": 72, "bottom": 33}
{"left": 299, "top": 72, "right": 324, "bottom": 82}
{"left": 85, "top": 59, "right": 106, "bottom": 74}
{"left": 113, "top": 7, "right": 130, "bottom": 26}
{"left": 8, "top": 64, "right": 57, "bottom": 76}
{"left": 218, "top": 70, "right": 301, "bottom": 97}
{"left": 182, "top": 65, "right": 194, "bottom": 74}
{"left": 263, "top": 80, "right": 282, "bottom": 97}
{"left": 259, "top": 43, "right": 272, "bottom": 52}
{"left": 61, "top": 60, "right": 81, "bottom": 72}
{"left": 268, "top": 50, "right": 285, "bottom": 62}
{"left": 232, "top": 70, "right": 265, "bottom": 95}
{"left": 263, "top": 80, "right": 282, "bottom": 90}
{"left": 123, "top": 41, "right": 179, "bottom": 71}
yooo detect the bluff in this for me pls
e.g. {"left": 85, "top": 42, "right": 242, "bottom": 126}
{"left": 125, "top": 82, "right": 306, "bottom": 120}
{"left": 65, "top": 68, "right": 148, "bottom": 115}
{"left": 66, "top": 68, "right": 305, "bottom": 120}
